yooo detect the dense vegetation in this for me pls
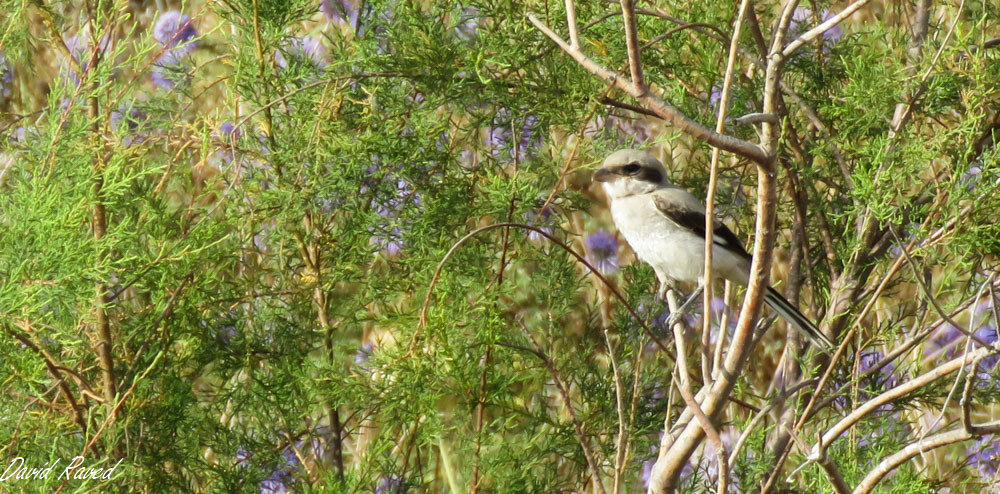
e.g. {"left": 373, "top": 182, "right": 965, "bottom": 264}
{"left": 1, "top": 0, "right": 999, "bottom": 492}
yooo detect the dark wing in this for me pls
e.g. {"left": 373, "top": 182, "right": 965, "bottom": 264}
{"left": 652, "top": 194, "right": 752, "bottom": 261}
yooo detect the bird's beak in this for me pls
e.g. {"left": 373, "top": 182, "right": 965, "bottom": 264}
{"left": 592, "top": 168, "right": 615, "bottom": 183}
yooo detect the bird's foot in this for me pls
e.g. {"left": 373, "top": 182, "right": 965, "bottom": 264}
{"left": 664, "top": 285, "right": 704, "bottom": 328}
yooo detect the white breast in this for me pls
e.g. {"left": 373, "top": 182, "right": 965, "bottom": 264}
{"left": 609, "top": 193, "right": 750, "bottom": 286}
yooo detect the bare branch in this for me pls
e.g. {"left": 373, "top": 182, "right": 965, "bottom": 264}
{"left": 782, "top": 0, "right": 872, "bottom": 57}
{"left": 527, "top": 14, "right": 769, "bottom": 163}
{"left": 665, "top": 290, "right": 729, "bottom": 494}
{"left": 733, "top": 112, "right": 779, "bottom": 126}
{"left": 596, "top": 95, "right": 663, "bottom": 119}
{"left": 522, "top": 327, "right": 608, "bottom": 494}
{"left": 3, "top": 323, "right": 88, "bottom": 433}
{"left": 702, "top": 0, "right": 752, "bottom": 397}
{"left": 852, "top": 427, "right": 1000, "bottom": 494}
{"left": 565, "top": 0, "right": 581, "bottom": 48}
{"left": 619, "top": 0, "right": 644, "bottom": 89}
{"left": 809, "top": 346, "right": 999, "bottom": 460}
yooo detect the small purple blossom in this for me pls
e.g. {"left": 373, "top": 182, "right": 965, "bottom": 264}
{"left": 110, "top": 102, "right": 148, "bottom": 146}
{"left": 524, "top": 204, "right": 554, "bottom": 242}
{"left": 858, "top": 350, "right": 902, "bottom": 392}
{"left": 485, "top": 109, "right": 543, "bottom": 161}
{"left": 217, "top": 121, "right": 241, "bottom": 141}
{"left": 60, "top": 34, "right": 111, "bottom": 86}
{"left": 259, "top": 447, "right": 300, "bottom": 493}
{"left": 453, "top": 7, "right": 479, "bottom": 41}
{"left": 821, "top": 10, "right": 843, "bottom": 42}
{"left": 708, "top": 86, "right": 722, "bottom": 109}
{"left": 925, "top": 323, "right": 962, "bottom": 359}
{"left": 0, "top": 53, "right": 12, "bottom": 99}
{"left": 585, "top": 230, "right": 618, "bottom": 275}
{"left": 355, "top": 342, "right": 374, "bottom": 367}
{"left": 320, "top": 0, "right": 359, "bottom": 27}
{"left": 375, "top": 475, "right": 408, "bottom": 494}
{"left": 274, "top": 36, "right": 327, "bottom": 71}
{"left": 363, "top": 165, "right": 420, "bottom": 256}
{"left": 154, "top": 11, "right": 198, "bottom": 54}
{"left": 969, "top": 435, "right": 1000, "bottom": 478}
{"left": 151, "top": 51, "right": 189, "bottom": 89}
{"left": 974, "top": 325, "right": 999, "bottom": 385}
{"left": 789, "top": 8, "right": 842, "bottom": 44}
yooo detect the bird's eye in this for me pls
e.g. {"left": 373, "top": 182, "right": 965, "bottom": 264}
{"left": 622, "top": 163, "right": 642, "bottom": 175}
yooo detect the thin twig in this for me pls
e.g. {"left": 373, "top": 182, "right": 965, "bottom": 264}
{"left": 782, "top": 0, "right": 872, "bottom": 57}
{"left": 808, "top": 346, "right": 999, "bottom": 462}
{"left": 412, "top": 223, "right": 674, "bottom": 360}
{"left": 619, "top": 0, "right": 644, "bottom": 89}
{"left": 521, "top": 327, "right": 608, "bottom": 494}
{"left": 851, "top": 426, "right": 999, "bottom": 493}
{"left": 527, "top": 14, "right": 769, "bottom": 163}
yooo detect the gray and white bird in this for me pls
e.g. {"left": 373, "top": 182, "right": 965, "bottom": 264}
{"left": 593, "top": 149, "right": 833, "bottom": 349}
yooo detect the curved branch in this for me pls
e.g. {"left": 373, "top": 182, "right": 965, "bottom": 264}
{"left": 852, "top": 427, "right": 993, "bottom": 494}
{"left": 809, "top": 346, "right": 999, "bottom": 460}
{"left": 527, "top": 14, "right": 769, "bottom": 164}
{"left": 413, "top": 222, "right": 673, "bottom": 360}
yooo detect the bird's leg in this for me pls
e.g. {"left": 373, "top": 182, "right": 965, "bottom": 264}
{"left": 655, "top": 272, "right": 674, "bottom": 301}
{"left": 665, "top": 284, "right": 704, "bottom": 328}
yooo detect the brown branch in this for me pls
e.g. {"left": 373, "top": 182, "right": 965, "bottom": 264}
{"left": 521, "top": 327, "right": 608, "bottom": 494}
{"left": 595, "top": 95, "right": 663, "bottom": 119}
{"left": 641, "top": 22, "right": 729, "bottom": 51}
{"left": 809, "top": 346, "right": 999, "bottom": 461}
{"left": 564, "top": 0, "right": 581, "bottom": 48}
{"left": 527, "top": 14, "right": 769, "bottom": 164}
{"left": 647, "top": 0, "right": 791, "bottom": 487}
{"left": 851, "top": 427, "right": 998, "bottom": 493}
{"left": 604, "top": 331, "right": 628, "bottom": 494}
{"left": 702, "top": 0, "right": 752, "bottom": 395}
{"left": 665, "top": 290, "right": 729, "bottom": 494}
{"left": 3, "top": 325, "right": 88, "bottom": 433}
{"left": 413, "top": 222, "right": 674, "bottom": 362}
{"left": 782, "top": 0, "right": 872, "bottom": 57}
{"left": 619, "top": 0, "right": 644, "bottom": 89}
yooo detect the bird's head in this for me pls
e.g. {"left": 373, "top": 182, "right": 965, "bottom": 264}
{"left": 592, "top": 149, "right": 668, "bottom": 199}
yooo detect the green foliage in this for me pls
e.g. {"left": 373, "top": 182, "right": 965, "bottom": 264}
{"left": 1, "top": 0, "right": 1000, "bottom": 492}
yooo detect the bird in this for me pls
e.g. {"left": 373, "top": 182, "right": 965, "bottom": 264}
{"left": 593, "top": 148, "right": 834, "bottom": 349}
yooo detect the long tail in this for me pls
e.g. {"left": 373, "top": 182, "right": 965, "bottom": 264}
{"left": 763, "top": 287, "right": 834, "bottom": 349}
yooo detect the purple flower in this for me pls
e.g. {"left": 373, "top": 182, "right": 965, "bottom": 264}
{"left": 858, "top": 350, "right": 902, "bottom": 391}
{"left": 708, "top": 86, "right": 722, "bottom": 109}
{"left": 375, "top": 475, "right": 407, "bottom": 494}
{"left": 453, "top": 7, "right": 479, "bottom": 41}
{"left": 355, "top": 342, "right": 374, "bottom": 367}
{"left": 60, "top": 34, "right": 111, "bottom": 86}
{"left": 524, "top": 203, "right": 554, "bottom": 241}
{"left": 154, "top": 11, "right": 198, "bottom": 54}
{"left": 789, "top": 8, "right": 842, "bottom": 43}
{"left": 110, "top": 102, "right": 148, "bottom": 146}
{"left": 974, "top": 325, "right": 999, "bottom": 385}
{"left": 925, "top": 323, "right": 962, "bottom": 359}
{"left": 585, "top": 230, "right": 618, "bottom": 275}
{"left": 236, "top": 447, "right": 251, "bottom": 467}
{"left": 320, "top": 0, "right": 359, "bottom": 27}
{"left": 0, "top": 53, "right": 12, "bottom": 99}
{"left": 969, "top": 435, "right": 1000, "bottom": 478}
{"left": 363, "top": 166, "right": 419, "bottom": 256}
{"left": 485, "top": 109, "right": 542, "bottom": 161}
{"left": 217, "top": 121, "right": 241, "bottom": 141}
{"left": 151, "top": 50, "right": 189, "bottom": 89}
{"left": 275, "top": 36, "right": 327, "bottom": 71}
{"left": 259, "top": 447, "right": 300, "bottom": 493}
